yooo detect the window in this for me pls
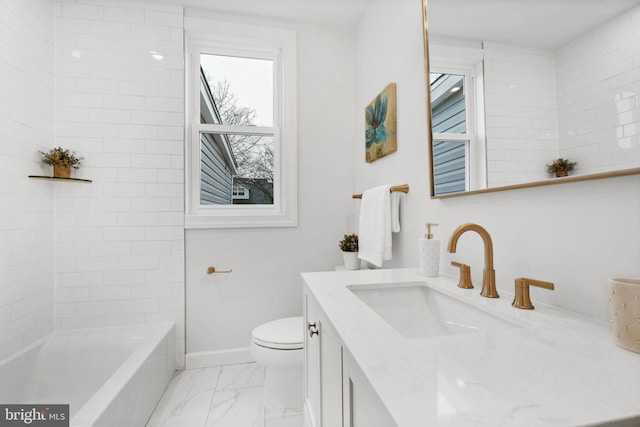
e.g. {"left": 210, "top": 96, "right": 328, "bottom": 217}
{"left": 185, "top": 18, "right": 297, "bottom": 228}
{"left": 430, "top": 54, "right": 486, "bottom": 196}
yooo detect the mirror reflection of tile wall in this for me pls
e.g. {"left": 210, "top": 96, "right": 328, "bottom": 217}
{"left": 430, "top": 3, "right": 640, "bottom": 193}
{"left": 484, "top": 43, "right": 557, "bottom": 188}
{"left": 483, "top": 7, "right": 640, "bottom": 188}
{"left": 555, "top": 9, "right": 640, "bottom": 176}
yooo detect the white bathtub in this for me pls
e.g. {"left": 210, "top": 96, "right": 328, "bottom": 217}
{"left": 0, "top": 323, "right": 176, "bottom": 427}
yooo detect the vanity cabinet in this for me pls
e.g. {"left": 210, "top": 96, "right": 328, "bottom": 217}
{"left": 342, "top": 351, "right": 395, "bottom": 427}
{"left": 303, "top": 269, "right": 640, "bottom": 426}
{"left": 303, "top": 288, "right": 343, "bottom": 427}
{"left": 303, "top": 290, "right": 322, "bottom": 427}
{"left": 304, "top": 285, "right": 395, "bottom": 427}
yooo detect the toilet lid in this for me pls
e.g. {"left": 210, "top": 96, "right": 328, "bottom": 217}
{"left": 252, "top": 316, "right": 303, "bottom": 350}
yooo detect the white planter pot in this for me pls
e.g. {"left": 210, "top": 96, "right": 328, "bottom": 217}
{"left": 342, "top": 251, "right": 360, "bottom": 270}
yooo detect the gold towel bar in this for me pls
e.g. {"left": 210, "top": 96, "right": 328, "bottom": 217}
{"left": 352, "top": 184, "right": 409, "bottom": 199}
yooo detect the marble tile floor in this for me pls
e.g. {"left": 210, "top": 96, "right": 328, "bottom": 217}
{"left": 146, "top": 362, "right": 303, "bottom": 427}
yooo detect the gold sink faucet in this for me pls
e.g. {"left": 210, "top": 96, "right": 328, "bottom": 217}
{"left": 451, "top": 261, "right": 473, "bottom": 289}
{"left": 447, "top": 223, "right": 499, "bottom": 298}
{"left": 512, "top": 278, "right": 554, "bottom": 309}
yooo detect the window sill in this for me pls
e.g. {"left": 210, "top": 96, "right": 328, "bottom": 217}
{"left": 184, "top": 210, "right": 297, "bottom": 229}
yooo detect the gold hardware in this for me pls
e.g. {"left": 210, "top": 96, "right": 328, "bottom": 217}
{"left": 512, "top": 277, "right": 554, "bottom": 310}
{"left": 432, "top": 168, "right": 640, "bottom": 200}
{"left": 207, "top": 266, "right": 233, "bottom": 274}
{"left": 425, "top": 223, "right": 438, "bottom": 239}
{"left": 451, "top": 261, "right": 473, "bottom": 289}
{"left": 448, "top": 223, "right": 499, "bottom": 298}
{"left": 352, "top": 184, "right": 409, "bottom": 199}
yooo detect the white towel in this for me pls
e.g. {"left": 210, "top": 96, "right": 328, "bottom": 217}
{"left": 390, "top": 191, "right": 401, "bottom": 233}
{"left": 358, "top": 185, "right": 400, "bottom": 267}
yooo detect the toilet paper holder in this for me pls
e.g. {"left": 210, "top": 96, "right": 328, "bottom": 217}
{"left": 207, "top": 266, "right": 233, "bottom": 274}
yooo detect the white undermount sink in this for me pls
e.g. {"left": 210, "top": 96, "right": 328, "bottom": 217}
{"left": 348, "top": 281, "right": 520, "bottom": 339}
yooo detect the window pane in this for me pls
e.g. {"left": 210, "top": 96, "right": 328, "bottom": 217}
{"left": 200, "top": 53, "right": 273, "bottom": 127}
{"left": 433, "top": 139, "right": 467, "bottom": 195}
{"left": 430, "top": 72, "right": 466, "bottom": 134}
{"left": 200, "top": 132, "right": 274, "bottom": 205}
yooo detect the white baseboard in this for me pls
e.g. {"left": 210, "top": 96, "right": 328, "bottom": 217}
{"left": 185, "top": 347, "right": 254, "bottom": 369}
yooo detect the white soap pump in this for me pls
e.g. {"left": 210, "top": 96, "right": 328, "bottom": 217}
{"left": 418, "top": 223, "right": 440, "bottom": 277}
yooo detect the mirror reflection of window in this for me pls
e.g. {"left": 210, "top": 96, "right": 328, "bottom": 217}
{"left": 430, "top": 71, "right": 473, "bottom": 195}
{"left": 430, "top": 73, "right": 466, "bottom": 133}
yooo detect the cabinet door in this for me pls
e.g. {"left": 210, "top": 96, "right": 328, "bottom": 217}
{"left": 304, "top": 292, "right": 322, "bottom": 427}
{"left": 342, "top": 351, "right": 396, "bottom": 427}
{"left": 304, "top": 289, "right": 344, "bottom": 427}
{"left": 319, "top": 315, "right": 343, "bottom": 427}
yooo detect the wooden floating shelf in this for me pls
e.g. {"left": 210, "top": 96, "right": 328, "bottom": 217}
{"left": 28, "top": 175, "right": 92, "bottom": 183}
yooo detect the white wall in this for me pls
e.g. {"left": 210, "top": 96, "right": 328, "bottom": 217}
{"left": 0, "top": 0, "right": 55, "bottom": 361}
{"left": 556, "top": 5, "right": 640, "bottom": 175}
{"left": 53, "top": 0, "right": 186, "bottom": 366}
{"left": 353, "top": 0, "right": 430, "bottom": 270}
{"left": 185, "top": 12, "right": 355, "bottom": 364}
{"left": 355, "top": 0, "right": 640, "bottom": 322}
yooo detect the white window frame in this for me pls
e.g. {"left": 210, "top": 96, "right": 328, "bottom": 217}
{"left": 430, "top": 42, "right": 487, "bottom": 191}
{"left": 184, "top": 18, "right": 297, "bottom": 228}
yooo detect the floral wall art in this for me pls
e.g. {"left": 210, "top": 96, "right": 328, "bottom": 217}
{"left": 365, "top": 82, "right": 397, "bottom": 163}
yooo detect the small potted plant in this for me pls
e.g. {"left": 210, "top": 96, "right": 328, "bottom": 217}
{"left": 40, "top": 147, "right": 83, "bottom": 178}
{"left": 546, "top": 158, "right": 576, "bottom": 178}
{"left": 339, "top": 234, "right": 360, "bottom": 270}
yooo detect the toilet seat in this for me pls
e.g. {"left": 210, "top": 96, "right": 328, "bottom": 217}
{"left": 252, "top": 316, "right": 303, "bottom": 350}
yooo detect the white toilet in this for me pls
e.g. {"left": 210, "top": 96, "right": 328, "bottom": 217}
{"left": 250, "top": 316, "right": 304, "bottom": 410}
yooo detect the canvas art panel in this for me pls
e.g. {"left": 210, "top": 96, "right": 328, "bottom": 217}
{"left": 365, "top": 83, "right": 397, "bottom": 163}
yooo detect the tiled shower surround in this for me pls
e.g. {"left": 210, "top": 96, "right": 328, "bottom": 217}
{"left": 0, "top": 0, "right": 56, "bottom": 362}
{"left": 0, "top": 0, "right": 186, "bottom": 366}
{"left": 53, "top": 0, "right": 186, "bottom": 366}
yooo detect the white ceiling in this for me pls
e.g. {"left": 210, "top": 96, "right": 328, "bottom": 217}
{"left": 152, "top": 0, "right": 640, "bottom": 49}
{"left": 153, "top": 0, "right": 371, "bottom": 28}
{"left": 427, "top": 0, "right": 640, "bottom": 50}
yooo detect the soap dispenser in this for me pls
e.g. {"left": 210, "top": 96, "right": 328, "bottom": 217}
{"left": 419, "top": 223, "right": 440, "bottom": 277}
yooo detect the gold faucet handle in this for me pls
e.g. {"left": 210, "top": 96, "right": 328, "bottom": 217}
{"left": 512, "top": 277, "right": 555, "bottom": 310}
{"left": 451, "top": 261, "right": 473, "bottom": 289}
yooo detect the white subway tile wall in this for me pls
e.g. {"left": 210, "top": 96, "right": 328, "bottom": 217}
{"left": 0, "top": 0, "right": 56, "bottom": 361}
{"left": 483, "top": 43, "right": 559, "bottom": 188}
{"left": 54, "top": 0, "right": 185, "bottom": 366}
{"left": 556, "top": 5, "right": 640, "bottom": 174}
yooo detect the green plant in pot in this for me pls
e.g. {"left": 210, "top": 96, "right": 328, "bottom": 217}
{"left": 546, "top": 158, "right": 576, "bottom": 178}
{"left": 339, "top": 234, "right": 360, "bottom": 270}
{"left": 40, "top": 147, "right": 83, "bottom": 178}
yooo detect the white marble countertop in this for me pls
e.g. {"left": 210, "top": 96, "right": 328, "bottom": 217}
{"left": 302, "top": 268, "right": 640, "bottom": 427}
